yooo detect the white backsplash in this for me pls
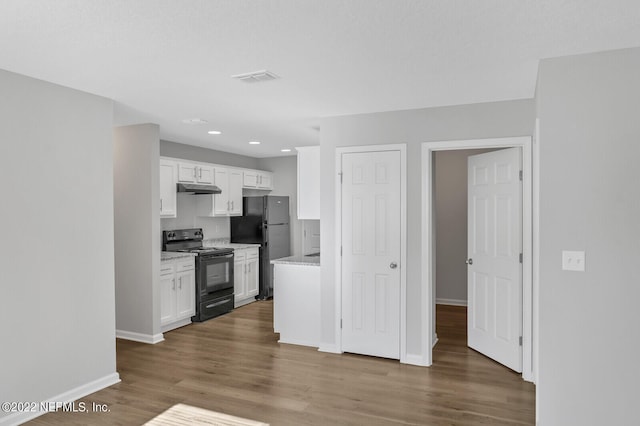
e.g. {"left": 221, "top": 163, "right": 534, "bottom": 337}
{"left": 161, "top": 193, "right": 230, "bottom": 243}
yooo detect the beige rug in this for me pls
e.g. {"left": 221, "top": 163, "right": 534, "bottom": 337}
{"left": 144, "top": 403, "right": 269, "bottom": 426}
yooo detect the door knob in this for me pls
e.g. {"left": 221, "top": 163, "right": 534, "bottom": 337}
{"left": 466, "top": 258, "right": 473, "bottom": 265}
{"left": 390, "top": 262, "right": 398, "bottom": 269}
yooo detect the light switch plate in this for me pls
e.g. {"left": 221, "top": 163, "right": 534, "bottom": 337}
{"left": 562, "top": 250, "right": 585, "bottom": 271}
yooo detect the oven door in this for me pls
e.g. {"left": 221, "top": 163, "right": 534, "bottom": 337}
{"left": 198, "top": 253, "right": 234, "bottom": 296}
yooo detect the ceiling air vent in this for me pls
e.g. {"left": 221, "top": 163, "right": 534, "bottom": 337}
{"left": 231, "top": 70, "right": 280, "bottom": 83}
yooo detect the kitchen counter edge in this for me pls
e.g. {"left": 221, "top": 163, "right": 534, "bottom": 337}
{"left": 271, "top": 255, "right": 321, "bottom": 266}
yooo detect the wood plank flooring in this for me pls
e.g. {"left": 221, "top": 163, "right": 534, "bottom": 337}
{"left": 29, "top": 302, "right": 535, "bottom": 425}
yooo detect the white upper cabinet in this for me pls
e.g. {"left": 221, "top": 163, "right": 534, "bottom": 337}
{"left": 296, "top": 146, "right": 320, "bottom": 219}
{"left": 196, "top": 167, "right": 243, "bottom": 217}
{"left": 177, "top": 162, "right": 197, "bottom": 183}
{"left": 243, "top": 170, "right": 273, "bottom": 190}
{"left": 178, "top": 162, "right": 214, "bottom": 184}
{"left": 228, "top": 169, "right": 243, "bottom": 215}
{"left": 159, "top": 159, "right": 177, "bottom": 218}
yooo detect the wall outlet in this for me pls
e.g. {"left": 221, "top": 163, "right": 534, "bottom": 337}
{"left": 562, "top": 250, "right": 585, "bottom": 271}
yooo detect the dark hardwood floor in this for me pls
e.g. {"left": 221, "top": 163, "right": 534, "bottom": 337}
{"left": 29, "top": 302, "right": 535, "bottom": 425}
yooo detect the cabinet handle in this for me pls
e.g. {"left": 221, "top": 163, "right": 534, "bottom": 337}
{"left": 231, "top": 200, "right": 234, "bottom": 210}
{"left": 178, "top": 276, "right": 182, "bottom": 289}
{"left": 172, "top": 279, "right": 175, "bottom": 290}
{"left": 160, "top": 199, "right": 163, "bottom": 211}
{"left": 227, "top": 201, "right": 230, "bottom": 210}
{"left": 193, "top": 168, "right": 197, "bottom": 178}
{"left": 199, "top": 168, "right": 202, "bottom": 178}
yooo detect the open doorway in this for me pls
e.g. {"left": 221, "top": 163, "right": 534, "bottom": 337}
{"left": 421, "top": 137, "right": 535, "bottom": 382}
{"left": 433, "top": 147, "right": 523, "bottom": 372}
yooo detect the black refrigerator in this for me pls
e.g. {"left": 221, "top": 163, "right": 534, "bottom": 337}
{"left": 230, "top": 196, "right": 290, "bottom": 299}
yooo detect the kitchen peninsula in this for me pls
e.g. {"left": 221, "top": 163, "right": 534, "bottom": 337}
{"left": 271, "top": 255, "right": 320, "bottom": 348}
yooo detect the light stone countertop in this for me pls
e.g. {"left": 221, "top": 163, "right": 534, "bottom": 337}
{"left": 271, "top": 255, "right": 321, "bottom": 267}
{"left": 161, "top": 252, "right": 197, "bottom": 261}
{"left": 202, "top": 238, "right": 261, "bottom": 250}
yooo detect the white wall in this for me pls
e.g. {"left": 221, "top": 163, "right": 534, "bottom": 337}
{"left": 319, "top": 99, "right": 534, "bottom": 356}
{"left": 257, "top": 155, "right": 301, "bottom": 256}
{"left": 160, "top": 139, "right": 260, "bottom": 169}
{"left": 536, "top": 47, "right": 640, "bottom": 425}
{"left": 0, "top": 69, "right": 119, "bottom": 424}
{"left": 433, "top": 149, "right": 498, "bottom": 305}
{"left": 161, "top": 194, "right": 231, "bottom": 241}
{"left": 114, "top": 124, "right": 162, "bottom": 342}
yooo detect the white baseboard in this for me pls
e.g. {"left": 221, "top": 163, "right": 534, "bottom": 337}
{"left": 0, "top": 372, "right": 120, "bottom": 426}
{"left": 161, "top": 318, "right": 192, "bottom": 334}
{"left": 278, "top": 338, "right": 319, "bottom": 348}
{"left": 432, "top": 335, "right": 439, "bottom": 348}
{"left": 403, "top": 353, "right": 429, "bottom": 366}
{"left": 436, "top": 298, "right": 468, "bottom": 306}
{"left": 115, "top": 329, "right": 164, "bottom": 344}
{"left": 318, "top": 344, "right": 341, "bottom": 354}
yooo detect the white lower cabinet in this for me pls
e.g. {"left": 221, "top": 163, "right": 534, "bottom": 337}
{"left": 160, "top": 257, "right": 195, "bottom": 332}
{"left": 234, "top": 247, "right": 260, "bottom": 307}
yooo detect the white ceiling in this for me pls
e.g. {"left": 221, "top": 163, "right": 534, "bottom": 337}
{"left": 1, "top": 1, "right": 639, "bottom": 157}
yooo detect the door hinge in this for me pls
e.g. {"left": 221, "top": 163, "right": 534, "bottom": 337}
{"left": 519, "top": 170, "right": 523, "bottom": 181}
{"left": 340, "top": 319, "right": 343, "bottom": 329}
{"left": 339, "top": 172, "right": 343, "bottom": 183}
{"left": 519, "top": 253, "right": 523, "bottom": 263}
{"left": 340, "top": 246, "right": 343, "bottom": 256}
{"left": 519, "top": 336, "right": 523, "bottom": 346}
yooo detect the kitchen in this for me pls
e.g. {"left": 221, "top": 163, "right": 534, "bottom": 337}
{"left": 114, "top": 130, "right": 321, "bottom": 347}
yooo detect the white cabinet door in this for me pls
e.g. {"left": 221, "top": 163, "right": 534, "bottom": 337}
{"left": 213, "top": 168, "right": 230, "bottom": 215}
{"left": 296, "top": 146, "right": 320, "bottom": 219}
{"left": 160, "top": 273, "right": 176, "bottom": 325}
{"left": 177, "top": 162, "right": 197, "bottom": 183}
{"left": 228, "top": 169, "right": 243, "bottom": 215}
{"left": 159, "top": 159, "right": 177, "bottom": 218}
{"left": 176, "top": 269, "right": 195, "bottom": 319}
{"left": 246, "top": 255, "right": 260, "bottom": 298}
{"left": 196, "top": 165, "right": 214, "bottom": 184}
{"left": 243, "top": 170, "right": 258, "bottom": 188}
{"left": 234, "top": 251, "right": 246, "bottom": 304}
{"left": 257, "top": 172, "right": 273, "bottom": 189}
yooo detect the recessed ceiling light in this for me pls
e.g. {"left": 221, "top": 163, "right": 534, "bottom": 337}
{"left": 207, "top": 130, "right": 222, "bottom": 135}
{"left": 281, "top": 149, "right": 291, "bottom": 152}
{"left": 249, "top": 141, "right": 261, "bottom": 145}
{"left": 181, "top": 118, "right": 208, "bottom": 125}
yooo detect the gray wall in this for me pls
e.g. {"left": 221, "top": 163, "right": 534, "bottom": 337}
{"left": 114, "top": 124, "right": 161, "bottom": 341}
{"left": 536, "top": 48, "right": 640, "bottom": 425}
{"left": 0, "top": 69, "right": 118, "bottom": 422}
{"left": 161, "top": 139, "right": 260, "bottom": 169}
{"left": 258, "top": 155, "right": 301, "bottom": 256}
{"left": 320, "top": 99, "right": 534, "bottom": 356}
{"left": 434, "top": 149, "right": 498, "bottom": 305}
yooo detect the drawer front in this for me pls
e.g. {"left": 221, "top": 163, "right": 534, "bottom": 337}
{"left": 199, "top": 295, "right": 234, "bottom": 319}
{"left": 176, "top": 259, "right": 194, "bottom": 272}
{"left": 234, "top": 250, "right": 246, "bottom": 261}
{"left": 160, "top": 263, "right": 175, "bottom": 276}
{"left": 246, "top": 248, "right": 259, "bottom": 260}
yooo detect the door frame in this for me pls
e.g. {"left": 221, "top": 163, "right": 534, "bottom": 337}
{"left": 335, "top": 144, "right": 408, "bottom": 362}
{"left": 421, "top": 136, "right": 536, "bottom": 382}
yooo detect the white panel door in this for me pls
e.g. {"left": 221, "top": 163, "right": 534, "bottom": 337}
{"left": 341, "top": 150, "right": 401, "bottom": 359}
{"left": 467, "top": 147, "right": 523, "bottom": 372}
